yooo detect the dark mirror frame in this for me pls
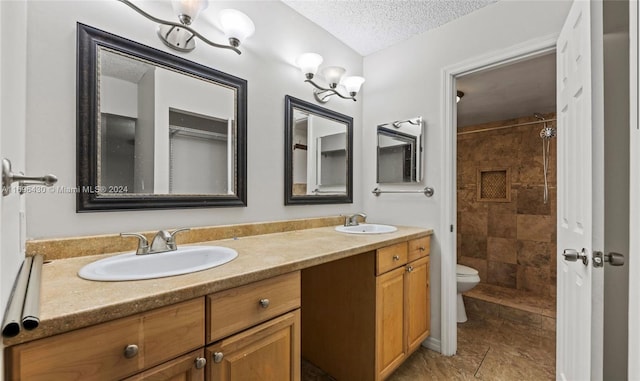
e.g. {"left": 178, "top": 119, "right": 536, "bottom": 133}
{"left": 77, "top": 23, "right": 247, "bottom": 212}
{"left": 284, "top": 95, "right": 353, "bottom": 205}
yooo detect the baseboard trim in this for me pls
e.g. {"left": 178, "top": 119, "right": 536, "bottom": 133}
{"left": 421, "top": 336, "right": 442, "bottom": 353}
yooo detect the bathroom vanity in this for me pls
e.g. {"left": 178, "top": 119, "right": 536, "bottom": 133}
{"left": 3, "top": 222, "right": 431, "bottom": 380}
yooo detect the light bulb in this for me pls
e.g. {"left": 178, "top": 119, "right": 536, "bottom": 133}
{"left": 342, "top": 76, "right": 365, "bottom": 96}
{"left": 296, "top": 53, "right": 323, "bottom": 79}
{"left": 219, "top": 9, "right": 255, "bottom": 48}
{"left": 321, "top": 66, "right": 346, "bottom": 88}
{"left": 172, "top": 0, "right": 208, "bottom": 25}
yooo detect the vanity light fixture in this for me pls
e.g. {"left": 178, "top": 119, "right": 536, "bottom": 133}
{"left": 296, "top": 53, "right": 365, "bottom": 103}
{"left": 117, "top": 0, "right": 255, "bottom": 54}
{"left": 456, "top": 91, "right": 465, "bottom": 102}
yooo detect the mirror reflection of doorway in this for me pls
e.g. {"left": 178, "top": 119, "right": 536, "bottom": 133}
{"left": 168, "top": 109, "right": 231, "bottom": 195}
{"left": 100, "top": 113, "right": 136, "bottom": 193}
{"left": 377, "top": 127, "right": 417, "bottom": 183}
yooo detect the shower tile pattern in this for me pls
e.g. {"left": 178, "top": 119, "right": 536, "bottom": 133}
{"left": 457, "top": 114, "right": 556, "bottom": 297}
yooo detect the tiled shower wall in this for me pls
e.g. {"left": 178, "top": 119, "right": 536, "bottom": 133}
{"left": 457, "top": 114, "right": 557, "bottom": 298}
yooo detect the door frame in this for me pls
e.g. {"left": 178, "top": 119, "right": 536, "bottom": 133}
{"left": 628, "top": 0, "right": 639, "bottom": 378}
{"left": 439, "top": 34, "right": 559, "bottom": 356}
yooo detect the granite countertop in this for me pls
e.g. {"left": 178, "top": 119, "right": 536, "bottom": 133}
{"left": 5, "top": 225, "right": 432, "bottom": 346}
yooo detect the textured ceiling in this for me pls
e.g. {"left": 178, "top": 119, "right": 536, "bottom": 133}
{"left": 101, "top": 50, "right": 153, "bottom": 83}
{"left": 281, "top": 0, "right": 498, "bottom": 56}
{"left": 456, "top": 53, "right": 557, "bottom": 127}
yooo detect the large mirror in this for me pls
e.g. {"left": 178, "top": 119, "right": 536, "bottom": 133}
{"left": 377, "top": 117, "right": 423, "bottom": 183}
{"left": 284, "top": 96, "right": 353, "bottom": 205}
{"left": 77, "top": 23, "right": 247, "bottom": 211}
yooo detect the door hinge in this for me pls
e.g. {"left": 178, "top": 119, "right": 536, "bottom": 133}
{"left": 450, "top": 225, "right": 454, "bottom": 233}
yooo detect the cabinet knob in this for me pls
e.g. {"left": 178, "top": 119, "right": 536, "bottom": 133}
{"left": 195, "top": 357, "right": 207, "bottom": 369}
{"left": 419, "top": 246, "right": 426, "bottom": 251}
{"left": 392, "top": 255, "right": 400, "bottom": 261}
{"left": 123, "top": 344, "right": 139, "bottom": 359}
{"left": 259, "top": 298, "right": 270, "bottom": 308}
{"left": 406, "top": 266, "right": 414, "bottom": 273}
{"left": 213, "top": 351, "right": 224, "bottom": 363}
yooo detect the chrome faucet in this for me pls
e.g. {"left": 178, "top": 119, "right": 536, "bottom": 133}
{"left": 121, "top": 228, "right": 190, "bottom": 255}
{"left": 344, "top": 212, "right": 367, "bottom": 227}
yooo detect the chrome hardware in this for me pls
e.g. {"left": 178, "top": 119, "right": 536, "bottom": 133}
{"left": 563, "top": 248, "right": 589, "bottom": 266}
{"left": 406, "top": 265, "right": 414, "bottom": 273}
{"left": 593, "top": 251, "right": 625, "bottom": 268}
{"left": 124, "top": 344, "right": 139, "bottom": 359}
{"left": 123, "top": 228, "right": 190, "bottom": 255}
{"left": 344, "top": 212, "right": 367, "bottom": 227}
{"left": 120, "top": 233, "right": 149, "bottom": 255}
{"left": 372, "top": 187, "right": 434, "bottom": 197}
{"left": 392, "top": 255, "right": 400, "bottom": 261}
{"left": 606, "top": 252, "right": 625, "bottom": 266}
{"left": 168, "top": 228, "right": 190, "bottom": 249}
{"left": 2, "top": 158, "right": 58, "bottom": 196}
{"left": 195, "top": 357, "right": 207, "bottom": 369}
{"left": 259, "top": 299, "right": 270, "bottom": 308}
{"left": 150, "top": 230, "right": 172, "bottom": 253}
{"left": 213, "top": 352, "right": 224, "bottom": 363}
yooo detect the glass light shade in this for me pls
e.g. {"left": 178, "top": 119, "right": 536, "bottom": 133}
{"left": 321, "top": 66, "right": 346, "bottom": 87}
{"left": 296, "top": 53, "right": 323, "bottom": 77}
{"left": 172, "top": 0, "right": 208, "bottom": 22}
{"left": 342, "top": 76, "right": 365, "bottom": 95}
{"left": 219, "top": 9, "right": 255, "bottom": 44}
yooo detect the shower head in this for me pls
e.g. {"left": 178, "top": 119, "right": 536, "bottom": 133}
{"left": 540, "top": 126, "right": 556, "bottom": 139}
{"left": 534, "top": 113, "right": 545, "bottom": 121}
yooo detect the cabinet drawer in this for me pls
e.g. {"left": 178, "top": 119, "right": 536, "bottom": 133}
{"left": 207, "top": 271, "right": 301, "bottom": 343}
{"left": 408, "top": 236, "right": 430, "bottom": 262}
{"left": 376, "top": 242, "right": 408, "bottom": 275}
{"left": 7, "top": 298, "right": 204, "bottom": 381}
{"left": 123, "top": 348, "right": 205, "bottom": 381}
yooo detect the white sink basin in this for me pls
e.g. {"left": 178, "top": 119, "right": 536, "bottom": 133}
{"left": 335, "top": 224, "right": 397, "bottom": 234}
{"left": 78, "top": 246, "right": 238, "bottom": 281}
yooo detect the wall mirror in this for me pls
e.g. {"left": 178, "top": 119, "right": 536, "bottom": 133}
{"left": 377, "top": 117, "right": 423, "bottom": 184}
{"left": 77, "top": 23, "right": 247, "bottom": 211}
{"left": 284, "top": 95, "right": 353, "bottom": 205}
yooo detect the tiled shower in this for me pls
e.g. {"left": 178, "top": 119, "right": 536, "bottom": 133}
{"left": 456, "top": 113, "right": 557, "bottom": 323}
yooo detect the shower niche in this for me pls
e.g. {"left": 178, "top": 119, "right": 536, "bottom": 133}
{"left": 476, "top": 168, "right": 511, "bottom": 202}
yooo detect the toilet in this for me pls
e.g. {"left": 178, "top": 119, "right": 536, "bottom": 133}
{"left": 456, "top": 264, "right": 480, "bottom": 323}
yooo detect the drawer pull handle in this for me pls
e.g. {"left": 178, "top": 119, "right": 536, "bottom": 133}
{"left": 213, "top": 351, "right": 224, "bottom": 363}
{"left": 419, "top": 246, "right": 426, "bottom": 251}
{"left": 123, "top": 344, "right": 139, "bottom": 359}
{"left": 406, "top": 266, "right": 414, "bottom": 273}
{"left": 392, "top": 255, "right": 400, "bottom": 261}
{"left": 259, "top": 298, "right": 270, "bottom": 308}
{"left": 195, "top": 357, "right": 207, "bottom": 369}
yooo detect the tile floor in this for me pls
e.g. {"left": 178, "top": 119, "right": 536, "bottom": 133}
{"left": 303, "top": 314, "right": 556, "bottom": 381}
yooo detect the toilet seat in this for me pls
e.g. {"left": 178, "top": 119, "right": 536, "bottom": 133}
{"left": 456, "top": 264, "right": 478, "bottom": 277}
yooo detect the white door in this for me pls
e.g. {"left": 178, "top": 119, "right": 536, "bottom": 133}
{"left": 0, "top": 1, "right": 29, "bottom": 378}
{"left": 556, "top": 0, "right": 605, "bottom": 380}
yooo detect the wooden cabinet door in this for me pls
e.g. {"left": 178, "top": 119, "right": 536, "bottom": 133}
{"left": 405, "top": 256, "right": 430, "bottom": 353}
{"left": 123, "top": 349, "right": 205, "bottom": 381}
{"left": 206, "top": 310, "right": 300, "bottom": 381}
{"left": 376, "top": 267, "right": 405, "bottom": 380}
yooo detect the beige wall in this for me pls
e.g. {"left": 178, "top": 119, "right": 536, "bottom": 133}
{"left": 457, "top": 114, "right": 557, "bottom": 298}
